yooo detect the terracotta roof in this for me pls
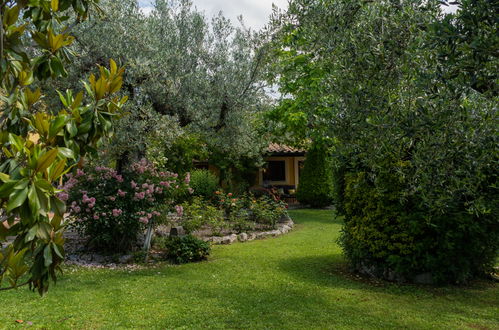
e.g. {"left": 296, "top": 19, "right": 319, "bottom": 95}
{"left": 267, "top": 143, "right": 306, "bottom": 154}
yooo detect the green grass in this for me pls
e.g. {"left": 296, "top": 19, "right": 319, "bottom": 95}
{"left": 1, "top": 209, "right": 498, "bottom": 329}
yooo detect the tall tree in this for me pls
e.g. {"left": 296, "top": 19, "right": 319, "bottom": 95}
{"left": 53, "top": 0, "right": 272, "bottom": 175}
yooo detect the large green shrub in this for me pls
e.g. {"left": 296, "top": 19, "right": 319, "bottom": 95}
{"left": 272, "top": 0, "right": 498, "bottom": 283}
{"left": 189, "top": 169, "right": 219, "bottom": 199}
{"left": 339, "top": 167, "right": 498, "bottom": 284}
{"left": 296, "top": 143, "right": 334, "bottom": 208}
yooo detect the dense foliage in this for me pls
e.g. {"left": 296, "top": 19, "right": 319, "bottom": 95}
{"left": 296, "top": 143, "right": 334, "bottom": 208}
{"left": 181, "top": 197, "right": 225, "bottom": 234}
{"left": 162, "top": 235, "right": 211, "bottom": 264}
{"left": 64, "top": 160, "right": 190, "bottom": 252}
{"left": 179, "top": 191, "right": 288, "bottom": 234}
{"left": 50, "top": 0, "right": 272, "bottom": 178}
{"left": 271, "top": 0, "right": 498, "bottom": 283}
{"left": 189, "top": 169, "right": 219, "bottom": 200}
{"left": 0, "top": 0, "right": 126, "bottom": 294}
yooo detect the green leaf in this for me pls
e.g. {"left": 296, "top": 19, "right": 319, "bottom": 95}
{"left": 28, "top": 184, "right": 40, "bottom": 214}
{"left": 52, "top": 243, "right": 64, "bottom": 259}
{"left": 25, "top": 225, "right": 38, "bottom": 243}
{"left": 35, "top": 149, "right": 59, "bottom": 174}
{"left": 66, "top": 121, "right": 78, "bottom": 138}
{"left": 58, "top": 147, "right": 74, "bottom": 159}
{"left": 43, "top": 245, "right": 53, "bottom": 267}
{"left": 8, "top": 133, "right": 24, "bottom": 152}
{"left": 36, "top": 222, "right": 52, "bottom": 241}
{"left": 7, "top": 187, "right": 28, "bottom": 212}
{"left": 51, "top": 196, "right": 66, "bottom": 217}
{"left": 49, "top": 115, "right": 68, "bottom": 138}
{"left": 50, "top": 158, "right": 67, "bottom": 181}
{"left": 0, "top": 181, "right": 17, "bottom": 198}
{"left": 3, "top": 5, "right": 20, "bottom": 26}
{"left": 0, "top": 173, "right": 10, "bottom": 182}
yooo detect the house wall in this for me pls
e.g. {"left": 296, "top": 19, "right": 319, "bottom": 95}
{"left": 258, "top": 156, "right": 303, "bottom": 187}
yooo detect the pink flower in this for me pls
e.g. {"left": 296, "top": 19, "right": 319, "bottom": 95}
{"left": 134, "top": 192, "right": 145, "bottom": 200}
{"left": 73, "top": 206, "right": 81, "bottom": 213}
{"left": 57, "top": 192, "right": 69, "bottom": 201}
{"left": 82, "top": 194, "right": 90, "bottom": 203}
{"left": 76, "top": 169, "right": 85, "bottom": 177}
{"left": 131, "top": 181, "right": 137, "bottom": 189}
{"left": 152, "top": 211, "right": 161, "bottom": 217}
{"left": 159, "top": 181, "right": 170, "bottom": 188}
{"left": 184, "top": 173, "right": 190, "bottom": 184}
{"left": 139, "top": 217, "right": 149, "bottom": 224}
{"left": 118, "top": 189, "right": 127, "bottom": 197}
{"left": 88, "top": 203, "right": 95, "bottom": 209}
{"left": 93, "top": 215, "right": 100, "bottom": 220}
{"left": 109, "top": 196, "right": 116, "bottom": 201}
{"left": 175, "top": 205, "right": 183, "bottom": 217}
{"left": 112, "top": 209, "right": 122, "bottom": 217}
{"left": 188, "top": 188, "right": 194, "bottom": 194}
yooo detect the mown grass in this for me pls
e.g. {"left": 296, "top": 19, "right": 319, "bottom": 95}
{"left": 1, "top": 209, "right": 498, "bottom": 329}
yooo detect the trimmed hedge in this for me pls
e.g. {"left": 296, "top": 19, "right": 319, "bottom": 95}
{"left": 337, "top": 168, "right": 499, "bottom": 284}
{"left": 296, "top": 143, "right": 334, "bottom": 208}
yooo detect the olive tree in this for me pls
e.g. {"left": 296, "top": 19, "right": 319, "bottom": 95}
{"left": 54, "top": 0, "right": 272, "bottom": 177}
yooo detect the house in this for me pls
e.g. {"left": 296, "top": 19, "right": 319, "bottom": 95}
{"left": 194, "top": 143, "right": 307, "bottom": 202}
{"left": 257, "top": 143, "right": 306, "bottom": 193}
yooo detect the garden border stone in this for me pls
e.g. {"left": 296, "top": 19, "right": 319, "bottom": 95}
{"left": 202, "top": 218, "right": 294, "bottom": 245}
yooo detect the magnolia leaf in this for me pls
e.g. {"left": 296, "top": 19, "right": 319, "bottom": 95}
{"left": 7, "top": 187, "right": 28, "bottom": 212}
{"left": 35, "top": 149, "right": 59, "bottom": 174}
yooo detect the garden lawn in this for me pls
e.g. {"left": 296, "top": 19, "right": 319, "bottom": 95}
{"left": 1, "top": 209, "right": 498, "bottom": 329}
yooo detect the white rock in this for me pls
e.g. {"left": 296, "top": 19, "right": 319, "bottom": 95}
{"left": 238, "top": 233, "right": 248, "bottom": 242}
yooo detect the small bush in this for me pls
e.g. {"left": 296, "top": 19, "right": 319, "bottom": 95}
{"left": 181, "top": 197, "right": 225, "bottom": 233}
{"left": 296, "top": 142, "right": 334, "bottom": 208}
{"left": 249, "top": 196, "right": 287, "bottom": 229}
{"left": 189, "top": 169, "right": 219, "bottom": 199}
{"left": 163, "top": 235, "right": 211, "bottom": 264}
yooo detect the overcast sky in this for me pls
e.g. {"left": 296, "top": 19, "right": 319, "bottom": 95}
{"left": 139, "top": 1, "right": 458, "bottom": 30}
{"left": 138, "top": 0, "right": 289, "bottom": 30}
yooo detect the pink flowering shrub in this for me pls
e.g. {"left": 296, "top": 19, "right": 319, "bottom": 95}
{"left": 63, "top": 159, "right": 191, "bottom": 252}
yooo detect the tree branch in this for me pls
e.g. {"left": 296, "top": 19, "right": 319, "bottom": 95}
{"left": 0, "top": 281, "right": 29, "bottom": 291}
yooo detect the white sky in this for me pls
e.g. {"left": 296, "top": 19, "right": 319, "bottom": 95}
{"left": 139, "top": 1, "right": 458, "bottom": 30}
{"left": 138, "top": 0, "right": 289, "bottom": 30}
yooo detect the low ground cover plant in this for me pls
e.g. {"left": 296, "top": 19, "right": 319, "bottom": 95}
{"left": 180, "top": 197, "right": 226, "bottom": 234}
{"left": 64, "top": 160, "right": 190, "bottom": 252}
{"left": 178, "top": 191, "right": 288, "bottom": 235}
